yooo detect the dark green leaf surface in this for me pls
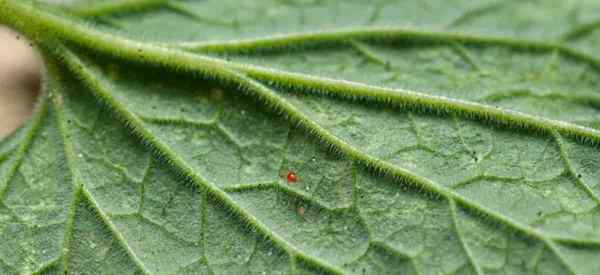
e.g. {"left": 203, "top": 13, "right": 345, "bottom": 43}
{"left": 1, "top": 0, "right": 600, "bottom": 274}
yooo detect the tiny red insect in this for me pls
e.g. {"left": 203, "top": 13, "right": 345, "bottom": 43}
{"left": 286, "top": 171, "right": 298, "bottom": 183}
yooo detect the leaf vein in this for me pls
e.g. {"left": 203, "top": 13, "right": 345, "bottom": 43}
{"left": 449, "top": 200, "right": 484, "bottom": 275}
{"left": 59, "top": 47, "right": 349, "bottom": 275}
{"left": 49, "top": 61, "right": 154, "bottom": 275}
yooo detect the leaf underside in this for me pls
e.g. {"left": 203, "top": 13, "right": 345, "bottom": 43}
{"left": 1, "top": 0, "right": 600, "bottom": 274}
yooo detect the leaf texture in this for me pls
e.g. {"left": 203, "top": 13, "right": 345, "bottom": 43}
{"left": 1, "top": 0, "right": 600, "bottom": 274}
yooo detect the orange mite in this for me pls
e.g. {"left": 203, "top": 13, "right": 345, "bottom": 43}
{"left": 286, "top": 171, "right": 298, "bottom": 183}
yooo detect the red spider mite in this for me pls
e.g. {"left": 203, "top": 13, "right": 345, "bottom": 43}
{"left": 286, "top": 171, "right": 298, "bottom": 183}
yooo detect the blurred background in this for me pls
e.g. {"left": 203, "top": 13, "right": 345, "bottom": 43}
{"left": 0, "top": 26, "right": 43, "bottom": 138}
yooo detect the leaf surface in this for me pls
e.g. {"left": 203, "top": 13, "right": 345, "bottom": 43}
{"left": 1, "top": 0, "right": 600, "bottom": 274}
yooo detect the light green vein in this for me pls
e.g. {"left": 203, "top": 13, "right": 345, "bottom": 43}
{"left": 139, "top": 115, "right": 218, "bottom": 128}
{"left": 527, "top": 244, "right": 545, "bottom": 270}
{"left": 163, "top": 1, "right": 234, "bottom": 27}
{"left": 175, "top": 28, "right": 600, "bottom": 71}
{"left": 81, "top": 152, "right": 145, "bottom": 185}
{"left": 349, "top": 40, "right": 389, "bottom": 68}
{"left": 82, "top": 188, "right": 153, "bottom": 274}
{"left": 112, "top": 213, "right": 196, "bottom": 246}
{"left": 551, "top": 130, "right": 600, "bottom": 206}
{"left": 0, "top": 97, "right": 48, "bottom": 200}
{"left": 449, "top": 200, "right": 483, "bottom": 275}
{"left": 69, "top": 0, "right": 168, "bottom": 18}
{"left": 171, "top": 192, "right": 214, "bottom": 275}
{"left": 94, "top": 17, "right": 126, "bottom": 30}
{"left": 560, "top": 18, "right": 600, "bottom": 41}
{"left": 49, "top": 62, "right": 153, "bottom": 275}
{"left": 445, "top": 1, "right": 506, "bottom": 29}
{"left": 370, "top": 242, "right": 419, "bottom": 273}
{"left": 223, "top": 181, "right": 347, "bottom": 211}
{"left": 449, "top": 42, "right": 482, "bottom": 72}
{"left": 58, "top": 184, "right": 80, "bottom": 274}
{"left": 58, "top": 47, "right": 348, "bottom": 275}
{"left": 483, "top": 89, "right": 600, "bottom": 110}
{"left": 544, "top": 241, "right": 579, "bottom": 275}
{"left": 67, "top": 0, "right": 233, "bottom": 27}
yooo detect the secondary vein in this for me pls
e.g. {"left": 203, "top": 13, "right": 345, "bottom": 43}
{"left": 175, "top": 28, "right": 600, "bottom": 72}
{"left": 449, "top": 200, "right": 484, "bottom": 275}
{"left": 69, "top": 0, "right": 168, "bottom": 18}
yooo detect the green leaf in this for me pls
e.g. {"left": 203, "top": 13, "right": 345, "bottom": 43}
{"left": 1, "top": 0, "right": 600, "bottom": 274}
